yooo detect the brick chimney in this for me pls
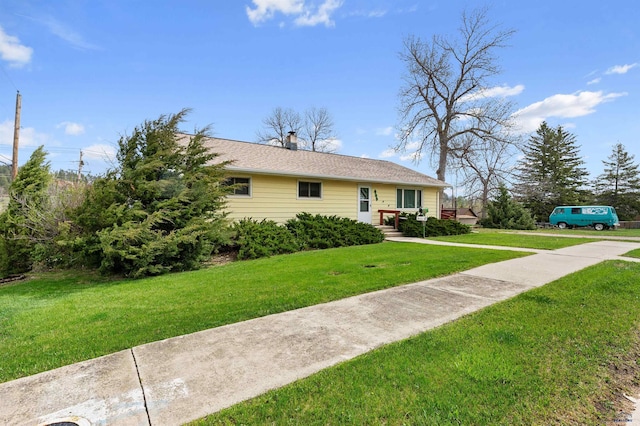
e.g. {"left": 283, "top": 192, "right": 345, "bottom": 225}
{"left": 285, "top": 131, "right": 298, "bottom": 151}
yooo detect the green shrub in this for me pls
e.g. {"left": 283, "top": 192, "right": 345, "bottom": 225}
{"left": 230, "top": 214, "right": 384, "bottom": 261}
{"left": 0, "top": 236, "right": 8, "bottom": 277}
{"left": 480, "top": 185, "right": 536, "bottom": 230}
{"left": 399, "top": 213, "right": 471, "bottom": 237}
{"left": 286, "top": 213, "right": 384, "bottom": 249}
{"left": 231, "top": 219, "right": 301, "bottom": 260}
{"left": 69, "top": 110, "right": 231, "bottom": 277}
{"left": 0, "top": 146, "right": 51, "bottom": 275}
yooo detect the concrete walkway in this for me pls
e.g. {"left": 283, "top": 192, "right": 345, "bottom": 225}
{"left": 2, "top": 240, "right": 640, "bottom": 426}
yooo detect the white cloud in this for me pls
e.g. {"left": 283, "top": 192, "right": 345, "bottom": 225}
{"left": 38, "top": 15, "right": 99, "bottom": 50}
{"left": 247, "top": 0, "right": 343, "bottom": 27}
{"left": 0, "top": 119, "right": 50, "bottom": 147}
{"left": 512, "top": 90, "right": 627, "bottom": 133}
{"left": 322, "top": 137, "right": 342, "bottom": 152}
{"left": 400, "top": 151, "right": 422, "bottom": 162}
{"left": 375, "top": 126, "right": 393, "bottom": 136}
{"left": 347, "top": 9, "right": 387, "bottom": 18}
{"left": 294, "top": 0, "right": 343, "bottom": 27}
{"left": 246, "top": 0, "right": 304, "bottom": 25}
{"left": 378, "top": 148, "right": 396, "bottom": 158}
{"left": 587, "top": 77, "right": 601, "bottom": 85}
{"left": 360, "top": 153, "right": 370, "bottom": 158}
{"left": 405, "top": 141, "right": 421, "bottom": 151}
{"left": 82, "top": 144, "right": 116, "bottom": 162}
{"left": 460, "top": 84, "right": 524, "bottom": 103}
{"left": 0, "top": 26, "right": 33, "bottom": 67}
{"left": 57, "top": 121, "right": 85, "bottom": 136}
{"left": 605, "top": 63, "right": 638, "bottom": 75}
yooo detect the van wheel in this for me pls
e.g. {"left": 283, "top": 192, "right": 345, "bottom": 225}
{"left": 594, "top": 223, "right": 605, "bottom": 231}
{"left": 557, "top": 222, "right": 567, "bottom": 229}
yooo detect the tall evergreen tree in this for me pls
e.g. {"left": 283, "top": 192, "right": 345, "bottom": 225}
{"left": 593, "top": 143, "right": 640, "bottom": 220}
{"left": 72, "top": 109, "right": 232, "bottom": 277}
{"left": 0, "top": 146, "right": 51, "bottom": 275}
{"left": 513, "top": 122, "right": 590, "bottom": 220}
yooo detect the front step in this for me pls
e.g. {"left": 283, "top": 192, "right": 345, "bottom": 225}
{"left": 375, "top": 225, "right": 404, "bottom": 239}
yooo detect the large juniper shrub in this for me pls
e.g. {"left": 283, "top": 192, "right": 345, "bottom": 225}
{"left": 231, "top": 219, "right": 301, "bottom": 260}
{"left": 230, "top": 213, "right": 384, "bottom": 260}
{"left": 286, "top": 213, "right": 384, "bottom": 249}
{"left": 479, "top": 185, "right": 536, "bottom": 230}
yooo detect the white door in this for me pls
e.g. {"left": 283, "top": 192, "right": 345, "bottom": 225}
{"left": 358, "top": 185, "right": 372, "bottom": 223}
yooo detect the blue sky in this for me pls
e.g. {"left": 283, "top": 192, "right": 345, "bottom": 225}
{"left": 0, "top": 0, "right": 638, "bottom": 185}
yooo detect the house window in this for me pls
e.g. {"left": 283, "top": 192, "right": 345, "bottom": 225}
{"left": 396, "top": 188, "right": 422, "bottom": 209}
{"left": 226, "top": 177, "right": 251, "bottom": 196}
{"left": 298, "top": 181, "right": 322, "bottom": 199}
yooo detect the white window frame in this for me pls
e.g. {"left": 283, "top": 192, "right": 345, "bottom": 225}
{"left": 396, "top": 187, "right": 422, "bottom": 210}
{"left": 298, "top": 180, "right": 323, "bottom": 200}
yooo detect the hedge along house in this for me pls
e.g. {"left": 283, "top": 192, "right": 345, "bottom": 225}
{"left": 199, "top": 133, "right": 450, "bottom": 227}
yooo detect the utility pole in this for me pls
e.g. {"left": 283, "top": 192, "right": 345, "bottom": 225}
{"left": 11, "top": 91, "right": 21, "bottom": 181}
{"left": 77, "top": 150, "right": 84, "bottom": 182}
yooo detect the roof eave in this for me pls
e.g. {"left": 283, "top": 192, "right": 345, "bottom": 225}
{"left": 225, "top": 166, "right": 451, "bottom": 188}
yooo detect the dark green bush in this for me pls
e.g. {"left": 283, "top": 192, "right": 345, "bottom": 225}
{"left": 231, "top": 219, "right": 301, "bottom": 260}
{"left": 398, "top": 213, "right": 471, "bottom": 237}
{"left": 230, "top": 213, "right": 384, "bottom": 261}
{"left": 286, "top": 213, "right": 384, "bottom": 249}
{"left": 480, "top": 185, "right": 536, "bottom": 230}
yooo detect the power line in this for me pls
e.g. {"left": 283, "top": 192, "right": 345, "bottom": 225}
{"left": 0, "top": 63, "right": 19, "bottom": 92}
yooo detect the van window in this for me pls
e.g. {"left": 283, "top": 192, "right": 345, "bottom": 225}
{"left": 571, "top": 208, "right": 581, "bottom": 214}
{"left": 554, "top": 208, "right": 564, "bottom": 214}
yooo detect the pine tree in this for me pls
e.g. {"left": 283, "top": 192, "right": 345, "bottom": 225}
{"left": 513, "top": 122, "right": 590, "bottom": 220}
{"left": 72, "top": 109, "right": 232, "bottom": 277}
{"left": 0, "top": 146, "right": 51, "bottom": 275}
{"left": 480, "top": 185, "right": 536, "bottom": 230}
{"left": 593, "top": 143, "right": 640, "bottom": 220}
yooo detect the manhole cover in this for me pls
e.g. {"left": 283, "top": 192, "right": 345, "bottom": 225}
{"left": 39, "top": 417, "right": 91, "bottom": 426}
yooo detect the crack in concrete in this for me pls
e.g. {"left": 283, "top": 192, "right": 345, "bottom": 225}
{"left": 131, "top": 348, "right": 152, "bottom": 425}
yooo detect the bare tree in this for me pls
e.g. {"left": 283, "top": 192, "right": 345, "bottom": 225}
{"left": 302, "top": 107, "right": 337, "bottom": 152}
{"left": 256, "top": 107, "right": 302, "bottom": 147}
{"left": 258, "top": 106, "right": 338, "bottom": 152}
{"left": 396, "top": 7, "right": 516, "bottom": 184}
{"left": 453, "top": 132, "right": 520, "bottom": 218}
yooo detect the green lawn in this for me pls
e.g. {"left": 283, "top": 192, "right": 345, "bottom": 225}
{"left": 195, "top": 260, "right": 640, "bottom": 425}
{"left": 428, "top": 231, "right": 598, "bottom": 249}
{"left": 523, "top": 227, "right": 640, "bottom": 238}
{"left": 624, "top": 248, "right": 640, "bottom": 258}
{"left": 0, "top": 242, "right": 529, "bottom": 383}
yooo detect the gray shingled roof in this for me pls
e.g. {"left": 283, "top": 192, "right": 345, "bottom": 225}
{"left": 199, "top": 137, "right": 449, "bottom": 187}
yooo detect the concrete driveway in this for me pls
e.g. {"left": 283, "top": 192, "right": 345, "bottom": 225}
{"left": 1, "top": 239, "right": 639, "bottom": 426}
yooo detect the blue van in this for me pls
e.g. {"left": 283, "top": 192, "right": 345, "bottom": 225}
{"left": 549, "top": 206, "right": 619, "bottom": 231}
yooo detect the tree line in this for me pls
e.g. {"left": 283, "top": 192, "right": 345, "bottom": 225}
{"left": 0, "top": 110, "right": 231, "bottom": 279}
{"left": 395, "top": 7, "right": 640, "bottom": 222}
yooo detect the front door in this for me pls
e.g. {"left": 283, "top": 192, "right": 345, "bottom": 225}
{"left": 358, "top": 185, "right": 372, "bottom": 223}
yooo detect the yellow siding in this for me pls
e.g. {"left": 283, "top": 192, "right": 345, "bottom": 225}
{"left": 225, "top": 174, "right": 441, "bottom": 225}
{"left": 369, "top": 184, "right": 440, "bottom": 224}
{"left": 225, "top": 175, "right": 356, "bottom": 223}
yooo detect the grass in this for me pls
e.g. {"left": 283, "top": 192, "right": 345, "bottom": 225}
{"left": 624, "top": 248, "right": 640, "bottom": 258}
{"left": 428, "top": 231, "right": 598, "bottom": 250}
{"left": 524, "top": 227, "right": 640, "bottom": 238}
{"left": 0, "top": 242, "right": 529, "bottom": 383}
{"left": 194, "top": 260, "right": 640, "bottom": 425}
